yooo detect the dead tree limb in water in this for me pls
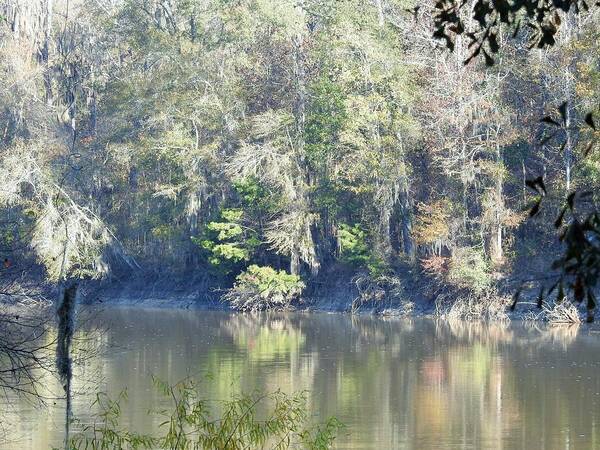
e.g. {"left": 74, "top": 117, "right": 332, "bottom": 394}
{"left": 0, "top": 297, "right": 54, "bottom": 398}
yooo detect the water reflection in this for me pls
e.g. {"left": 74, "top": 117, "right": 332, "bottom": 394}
{"left": 1, "top": 309, "right": 600, "bottom": 449}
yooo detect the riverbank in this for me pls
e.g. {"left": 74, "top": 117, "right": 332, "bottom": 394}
{"left": 74, "top": 271, "right": 585, "bottom": 324}
{"left": 78, "top": 270, "right": 430, "bottom": 314}
{"left": 1, "top": 268, "right": 587, "bottom": 324}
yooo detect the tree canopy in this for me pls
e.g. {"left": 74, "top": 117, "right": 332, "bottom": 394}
{"left": 0, "top": 0, "right": 597, "bottom": 318}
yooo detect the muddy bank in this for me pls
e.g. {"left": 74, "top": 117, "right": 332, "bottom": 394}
{"left": 79, "top": 270, "right": 429, "bottom": 315}
{"left": 79, "top": 273, "right": 225, "bottom": 310}
{"left": 73, "top": 271, "right": 591, "bottom": 324}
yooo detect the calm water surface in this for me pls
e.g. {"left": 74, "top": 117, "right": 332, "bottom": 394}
{"left": 2, "top": 308, "right": 600, "bottom": 449}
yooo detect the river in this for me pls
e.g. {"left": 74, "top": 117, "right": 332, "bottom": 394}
{"left": 2, "top": 308, "right": 600, "bottom": 449}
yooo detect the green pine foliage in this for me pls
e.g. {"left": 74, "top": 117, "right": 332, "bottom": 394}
{"left": 338, "top": 224, "right": 387, "bottom": 277}
{"left": 192, "top": 209, "right": 259, "bottom": 273}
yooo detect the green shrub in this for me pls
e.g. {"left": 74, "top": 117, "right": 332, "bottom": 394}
{"left": 224, "top": 265, "right": 305, "bottom": 311}
{"left": 59, "top": 377, "right": 343, "bottom": 450}
{"left": 447, "top": 247, "right": 492, "bottom": 294}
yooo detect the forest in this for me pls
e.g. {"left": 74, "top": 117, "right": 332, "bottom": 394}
{"left": 0, "top": 0, "right": 599, "bottom": 316}
{"left": 1, "top": 1, "right": 600, "bottom": 449}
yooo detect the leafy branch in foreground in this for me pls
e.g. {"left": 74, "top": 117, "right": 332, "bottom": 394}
{"left": 58, "top": 377, "right": 342, "bottom": 450}
{"left": 512, "top": 105, "right": 598, "bottom": 321}
{"left": 432, "top": 0, "right": 599, "bottom": 65}
{"left": 537, "top": 192, "right": 600, "bottom": 322}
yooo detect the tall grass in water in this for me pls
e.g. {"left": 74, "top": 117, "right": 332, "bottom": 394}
{"left": 524, "top": 301, "right": 583, "bottom": 324}
{"left": 434, "top": 290, "right": 510, "bottom": 322}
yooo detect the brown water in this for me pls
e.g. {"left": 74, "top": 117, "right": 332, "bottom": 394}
{"left": 2, "top": 308, "right": 600, "bottom": 449}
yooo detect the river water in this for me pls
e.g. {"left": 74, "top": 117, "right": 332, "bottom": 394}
{"left": 2, "top": 308, "right": 600, "bottom": 449}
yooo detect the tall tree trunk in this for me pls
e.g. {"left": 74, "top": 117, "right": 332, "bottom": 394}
{"left": 374, "top": 0, "right": 385, "bottom": 27}
{"left": 390, "top": 132, "right": 415, "bottom": 261}
{"left": 291, "top": 33, "right": 304, "bottom": 277}
{"left": 564, "top": 92, "right": 573, "bottom": 192}
{"left": 291, "top": 16, "right": 321, "bottom": 276}
{"left": 562, "top": 8, "right": 577, "bottom": 193}
{"left": 398, "top": 172, "right": 415, "bottom": 261}
{"left": 88, "top": 68, "right": 97, "bottom": 135}
{"left": 490, "top": 141, "right": 504, "bottom": 265}
{"left": 43, "top": 0, "right": 53, "bottom": 104}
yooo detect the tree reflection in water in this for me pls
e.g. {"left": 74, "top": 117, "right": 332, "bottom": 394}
{"left": 1, "top": 309, "right": 600, "bottom": 449}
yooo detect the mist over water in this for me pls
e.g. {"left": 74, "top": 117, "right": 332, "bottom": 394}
{"left": 2, "top": 308, "right": 600, "bottom": 449}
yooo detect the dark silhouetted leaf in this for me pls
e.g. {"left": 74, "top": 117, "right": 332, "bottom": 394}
{"left": 585, "top": 112, "right": 596, "bottom": 130}
{"left": 529, "top": 199, "right": 541, "bottom": 217}
{"left": 464, "top": 45, "right": 481, "bottom": 65}
{"left": 555, "top": 207, "right": 567, "bottom": 228}
{"left": 526, "top": 176, "right": 546, "bottom": 196}
{"left": 512, "top": 20, "right": 521, "bottom": 38}
{"left": 567, "top": 192, "right": 576, "bottom": 210}
{"left": 541, "top": 116, "right": 560, "bottom": 126}
{"left": 559, "top": 101, "right": 568, "bottom": 126}
{"left": 489, "top": 33, "right": 499, "bottom": 53}
{"left": 483, "top": 48, "right": 494, "bottom": 66}
{"left": 553, "top": 11, "right": 561, "bottom": 26}
{"left": 406, "top": 6, "right": 421, "bottom": 21}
